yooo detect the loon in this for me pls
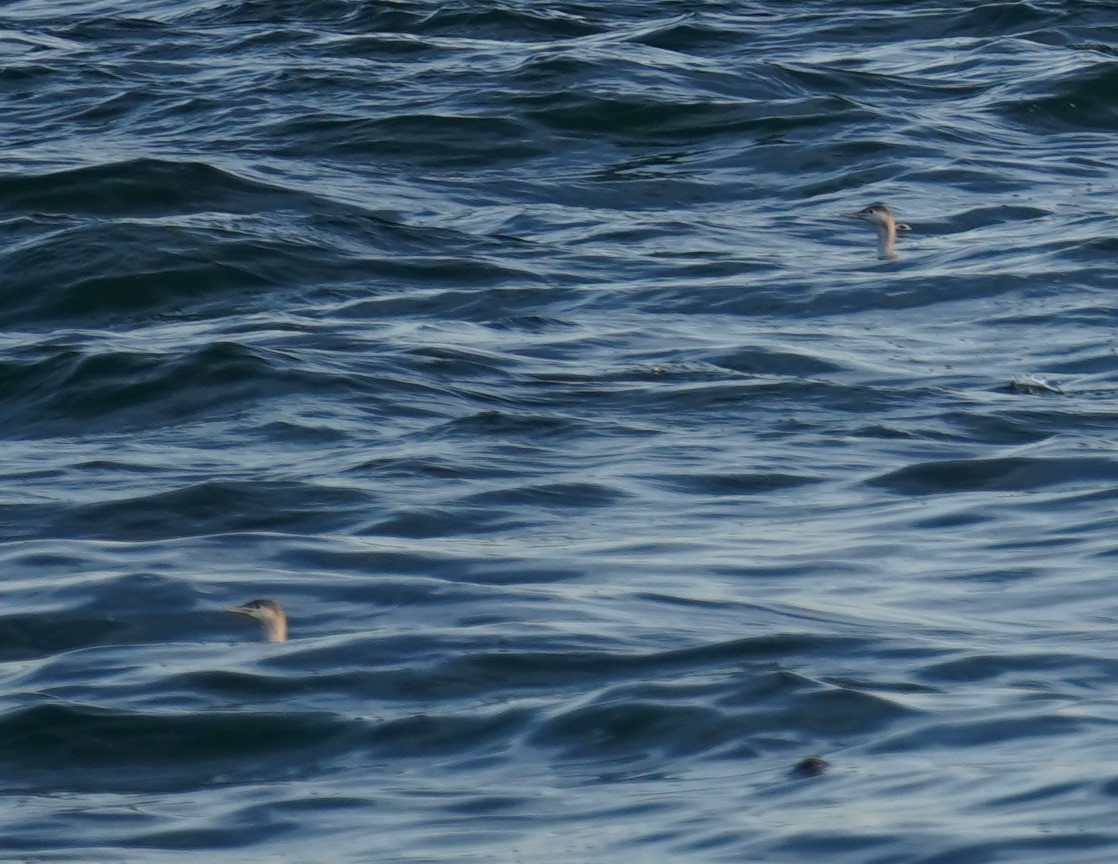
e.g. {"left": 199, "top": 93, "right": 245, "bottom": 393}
{"left": 227, "top": 599, "right": 287, "bottom": 642}
{"left": 845, "top": 201, "right": 910, "bottom": 259}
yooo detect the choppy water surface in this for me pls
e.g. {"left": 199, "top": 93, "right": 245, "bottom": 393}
{"left": 1, "top": 0, "right": 1117, "bottom": 860}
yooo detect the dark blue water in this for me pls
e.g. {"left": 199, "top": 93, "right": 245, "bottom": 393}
{"left": 2, "top": 0, "right": 1118, "bottom": 860}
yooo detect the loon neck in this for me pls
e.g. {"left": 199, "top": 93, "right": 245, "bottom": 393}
{"left": 261, "top": 615, "right": 286, "bottom": 642}
{"left": 877, "top": 221, "right": 897, "bottom": 259}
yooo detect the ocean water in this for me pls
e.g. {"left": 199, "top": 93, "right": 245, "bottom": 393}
{"left": 1, "top": 0, "right": 1117, "bottom": 860}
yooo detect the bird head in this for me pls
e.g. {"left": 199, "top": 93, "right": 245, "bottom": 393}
{"left": 227, "top": 598, "right": 287, "bottom": 642}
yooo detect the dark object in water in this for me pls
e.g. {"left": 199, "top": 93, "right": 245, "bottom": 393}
{"left": 792, "top": 756, "right": 829, "bottom": 777}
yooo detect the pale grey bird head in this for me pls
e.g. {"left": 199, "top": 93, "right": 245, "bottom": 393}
{"left": 846, "top": 201, "right": 892, "bottom": 225}
{"left": 227, "top": 598, "right": 287, "bottom": 642}
{"left": 843, "top": 201, "right": 910, "bottom": 258}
